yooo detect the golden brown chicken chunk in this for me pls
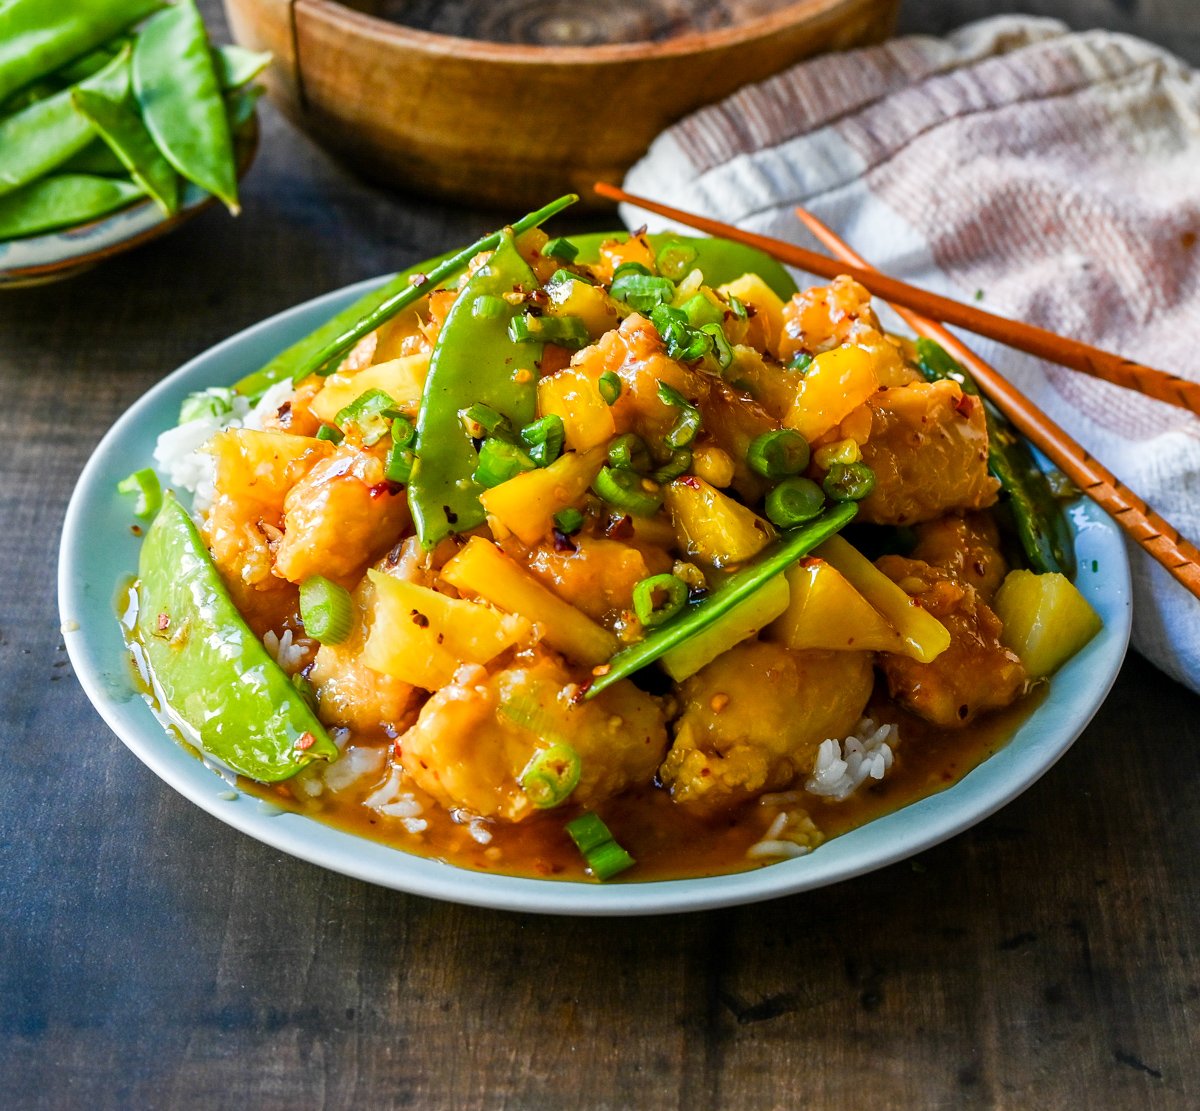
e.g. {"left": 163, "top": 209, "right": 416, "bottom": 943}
{"left": 660, "top": 642, "right": 874, "bottom": 812}
{"left": 857, "top": 380, "right": 999, "bottom": 525}
{"left": 875, "top": 555, "right": 1025, "bottom": 727}
{"left": 910, "top": 512, "right": 1008, "bottom": 601}
{"left": 396, "top": 652, "right": 667, "bottom": 822}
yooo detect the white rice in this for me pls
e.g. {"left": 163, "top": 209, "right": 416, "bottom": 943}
{"left": 152, "top": 379, "right": 296, "bottom": 513}
{"left": 746, "top": 808, "right": 824, "bottom": 860}
{"left": 322, "top": 743, "right": 386, "bottom": 793}
{"left": 261, "top": 628, "right": 312, "bottom": 674}
{"left": 805, "top": 717, "right": 898, "bottom": 801}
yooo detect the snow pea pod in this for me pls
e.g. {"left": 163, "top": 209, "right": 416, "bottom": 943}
{"left": 135, "top": 492, "right": 338, "bottom": 782}
{"left": 915, "top": 339, "right": 1075, "bottom": 578}
{"left": 61, "top": 140, "right": 126, "bottom": 177}
{"left": 567, "top": 232, "right": 798, "bottom": 300}
{"left": 409, "top": 230, "right": 544, "bottom": 547}
{"left": 586, "top": 503, "right": 857, "bottom": 697}
{"left": 133, "top": 0, "right": 237, "bottom": 213}
{"left": 0, "top": 43, "right": 131, "bottom": 197}
{"left": 72, "top": 87, "right": 177, "bottom": 215}
{"left": 0, "top": 0, "right": 160, "bottom": 105}
{"left": 0, "top": 173, "right": 144, "bottom": 238}
{"left": 213, "top": 44, "right": 272, "bottom": 91}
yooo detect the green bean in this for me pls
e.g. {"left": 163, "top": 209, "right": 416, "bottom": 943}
{"left": 0, "top": 0, "right": 160, "bottom": 105}
{"left": 72, "top": 88, "right": 177, "bottom": 215}
{"left": 133, "top": 0, "right": 237, "bottom": 213}
{"left": 0, "top": 44, "right": 131, "bottom": 197}
{"left": 915, "top": 338, "right": 1075, "bottom": 577}
{"left": 212, "top": 44, "right": 272, "bottom": 91}
{"left": 0, "top": 173, "right": 144, "bottom": 239}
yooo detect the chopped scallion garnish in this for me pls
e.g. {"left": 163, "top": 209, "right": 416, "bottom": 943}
{"left": 315, "top": 423, "right": 344, "bottom": 444}
{"left": 747, "top": 429, "right": 810, "bottom": 479}
{"left": 655, "top": 240, "right": 698, "bottom": 280}
{"left": 473, "top": 438, "right": 536, "bottom": 488}
{"left": 459, "top": 402, "right": 512, "bottom": 441}
{"left": 471, "top": 294, "right": 508, "bottom": 320}
{"left": 656, "top": 381, "right": 702, "bottom": 448}
{"left": 598, "top": 371, "right": 622, "bottom": 406}
{"left": 700, "top": 323, "right": 733, "bottom": 371}
{"left": 519, "top": 414, "right": 565, "bottom": 467}
{"left": 178, "top": 387, "right": 235, "bottom": 425}
{"left": 765, "top": 476, "right": 826, "bottom": 527}
{"left": 385, "top": 441, "right": 415, "bottom": 484}
{"left": 565, "top": 812, "right": 635, "bottom": 880}
{"left": 519, "top": 744, "right": 582, "bottom": 808}
{"left": 508, "top": 312, "right": 590, "bottom": 349}
{"left": 542, "top": 237, "right": 579, "bottom": 263}
{"left": 822, "top": 462, "right": 876, "bottom": 503}
{"left": 610, "top": 270, "right": 676, "bottom": 313}
{"left": 553, "top": 507, "right": 585, "bottom": 535}
{"left": 298, "top": 575, "right": 353, "bottom": 645}
{"left": 117, "top": 467, "right": 162, "bottom": 520}
{"left": 607, "top": 432, "right": 651, "bottom": 472}
{"left": 591, "top": 466, "right": 663, "bottom": 517}
{"left": 335, "top": 388, "right": 396, "bottom": 446}
{"left": 789, "top": 352, "right": 814, "bottom": 374}
{"left": 632, "top": 573, "right": 688, "bottom": 627}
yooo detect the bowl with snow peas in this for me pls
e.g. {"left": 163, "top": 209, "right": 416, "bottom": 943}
{"left": 0, "top": 0, "right": 267, "bottom": 287}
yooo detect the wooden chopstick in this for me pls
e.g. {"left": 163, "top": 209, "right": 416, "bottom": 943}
{"left": 594, "top": 182, "right": 1200, "bottom": 416}
{"left": 789, "top": 204, "right": 1200, "bottom": 603}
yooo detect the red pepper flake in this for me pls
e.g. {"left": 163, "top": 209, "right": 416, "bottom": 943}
{"left": 571, "top": 680, "right": 592, "bottom": 704}
{"left": 409, "top": 272, "right": 428, "bottom": 287}
{"left": 605, "top": 514, "right": 634, "bottom": 540}
{"left": 385, "top": 542, "right": 404, "bottom": 567}
{"left": 552, "top": 528, "right": 577, "bottom": 552}
{"left": 680, "top": 475, "right": 702, "bottom": 489}
{"left": 295, "top": 732, "right": 316, "bottom": 751}
{"left": 800, "top": 556, "right": 823, "bottom": 568}
{"left": 276, "top": 400, "right": 292, "bottom": 427}
{"left": 130, "top": 525, "right": 142, "bottom": 537}
{"left": 444, "top": 505, "right": 458, "bottom": 524}
{"left": 157, "top": 612, "right": 170, "bottom": 632}
{"left": 369, "top": 482, "right": 400, "bottom": 499}
{"left": 954, "top": 393, "right": 977, "bottom": 418}
{"left": 410, "top": 609, "right": 430, "bottom": 628}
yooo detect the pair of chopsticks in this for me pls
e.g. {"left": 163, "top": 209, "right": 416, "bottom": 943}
{"left": 593, "top": 182, "right": 1200, "bottom": 602}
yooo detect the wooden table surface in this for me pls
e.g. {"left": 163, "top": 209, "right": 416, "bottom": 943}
{"left": 3, "top": 2, "right": 1197, "bottom": 1107}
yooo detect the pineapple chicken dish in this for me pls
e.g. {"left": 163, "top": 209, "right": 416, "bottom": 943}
{"left": 125, "top": 215, "right": 1102, "bottom": 882}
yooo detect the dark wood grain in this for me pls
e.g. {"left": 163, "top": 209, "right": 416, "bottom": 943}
{"left": 2, "top": 2, "right": 1198, "bottom": 1108}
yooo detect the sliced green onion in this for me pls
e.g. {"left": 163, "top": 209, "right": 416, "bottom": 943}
{"left": 653, "top": 448, "right": 692, "bottom": 483}
{"left": 548, "top": 267, "right": 595, "bottom": 288}
{"left": 390, "top": 414, "right": 416, "bottom": 447}
{"left": 747, "top": 429, "right": 811, "bottom": 479}
{"left": 473, "top": 437, "right": 536, "bottom": 488}
{"left": 607, "top": 432, "right": 651, "bottom": 472}
{"left": 520, "top": 414, "right": 565, "bottom": 467}
{"left": 459, "top": 402, "right": 512, "bottom": 441}
{"left": 657, "top": 381, "right": 702, "bottom": 448}
{"left": 542, "top": 237, "right": 579, "bottom": 263}
{"left": 178, "top": 387, "right": 235, "bottom": 425}
{"left": 315, "top": 423, "right": 344, "bottom": 444}
{"left": 610, "top": 271, "right": 676, "bottom": 313}
{"left": 765, "top": 476, "right": 826, "bottom": 527}
{"left": 789, "top": 352, "right": 814, "bottom": 374}
{"left": 612, "top": 261, "right": 650, "bottom": 279}
{"left": 117, "top": 467, "right": 162, "bottom": 520}
{"left": 700, "top": 323, "right": 734, "bottom": 371}
{"left": 591, "top": 466, "right": 663, "bottom": 517}
{"left": 565, "top": 812, "right": 635, "bottom": 880}
{"left": 553, "top": 507, "right": 584, "bottom": 535}
{"left": 299, "top": 575, "right": 353, "bottom": 645}
{"left": 823, "top": 462, "right": 876, "bottom": 502}
{"left": 655, "top": 240, "right": 698, "bottom": 280}
{"left": 519, "top": 744, "right": 582, "bottom": 808}
{"left": 471, "top": 294, "right": 507, "bottom": 320}
{"left": 680, "top": 293, "right": 724, "bottom": 328}
{"left": 335, "top": 388, "right": 396, "bottom": 446}
{"left": 632, "top": 573, "right": 688, "bottom": 628}
{"left": 385, "top": 442, "right": 415, "bottom": 484}
{"left": 598, "top": 371, "right": 622, "bottom": 406}
{"left": 508, "top": 312, "right": 590, "bottom": 349}
{"left": 726, "top": 294, "right": 748, "bottom": 321}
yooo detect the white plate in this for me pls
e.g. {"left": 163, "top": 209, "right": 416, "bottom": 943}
{"left": 58, "top": 276, "right": 1132, "bottom": 915}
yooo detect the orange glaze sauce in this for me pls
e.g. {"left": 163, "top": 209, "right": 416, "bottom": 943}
{"left": 245, "top": 682, "right": 1046, "bottom": 883}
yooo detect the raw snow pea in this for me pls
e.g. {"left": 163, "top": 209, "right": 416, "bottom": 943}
{"left": 409, "top": 229, "right": 543, "bottom": 547}
{"left": 135, "top": 492, "right": 339, "bottom": 782}
{"left": 585, "top": 502, "right": 857, "bottom": 697}
{"left": 133, "top": 0, "right": 237, "bottom": 213}
{"left": 0, "top": 44, "right": 131, "bottom": 197}
{"left": 0, "top": 173, "right": 144, "bottom": 239}
{"left": 0, "top": 0, "right": 160, "bottom": 106}
{"left": 60, "top": 141, "right": 127, "bottom": 177}
{"left": 213, "top": 44, "right": 272, "bottom": 91}
{"left": 915, "top": 339, "right": 1075, "bottom": 577}
{"left": 72, "top": 87, "right": 177, "bottom": 215}
{"left": 224, "top": 83, "right": 264, "bottom": 131}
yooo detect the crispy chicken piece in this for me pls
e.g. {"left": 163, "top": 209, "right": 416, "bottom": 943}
{"left": 660, "top": 642, "right": 874, "bottom": 812}
{"left": 273, "top": 445, "right": 411, "bottom": 587}
{"left": 857, "top": 380, "right": 999, "bottom": 525}
{"left": 910, "top": 512, "right": 1008, "bottom": 602}
{"left": 778, "top": 275, "right": 887, "bottom": 361}
{"left": 397, "top": 653, "right": 667, "bottom": 822}
{"left": 875, "top": 555, "right": 1025, "bottom": 727}
{"left": 522, "top": 536, "right": 670, "bottom": 623}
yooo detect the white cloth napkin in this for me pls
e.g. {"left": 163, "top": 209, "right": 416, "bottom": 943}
{"left": 620, "top": 16, "right": 1200, "bottom": 694}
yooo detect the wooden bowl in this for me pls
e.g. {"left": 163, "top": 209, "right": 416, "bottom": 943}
{"left": 223, "top": 0, "right": 897, "bottom": 209}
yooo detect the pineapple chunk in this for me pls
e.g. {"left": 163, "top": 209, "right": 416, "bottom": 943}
{"left": 661, "top": 574, "right": 790, "bottom": 682}
{"left": 719, "top": 272, "right": 785, "bottom": 354}
{"left": 784, "top": 344, "right": 880, "bottom": 442}
{"left": 362, "top": 571, "right": 533, "bottom": 690}
{"left": 311, "top": 354, "right": 430, "bottom": 423}
{"left": 992, "top": 570, "right": 1102, "bottom": 678}
{"left": 664, "top": 478, "right": 774, "bottom": 568}
{"left": 204, "top": 428, "right": 332, "bottom": 513}
{"left": 768, "top": 558, "right": 908, "bottom": 653}
{"left": 480, "top": 448, "right": 605, "bottom": 545}
{"left": 538, "top": 365, "right": 616, "bottom": 451}
{"left": 815, "top": 535, "right": 951, "bottom": 663}
{"left": 441, "top": 537, "right": 618, "bottom": 667}
{"left": 545, "top": 276, "right": 624, "bottom": 338}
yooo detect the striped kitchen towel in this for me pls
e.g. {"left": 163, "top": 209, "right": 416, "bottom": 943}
{"left": 621, "top": 15, "right": 1200, "bottom": 694}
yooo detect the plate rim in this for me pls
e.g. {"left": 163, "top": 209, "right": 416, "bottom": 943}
{"left": 58, "top": 274, "right": 1133, "bottom": 916}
